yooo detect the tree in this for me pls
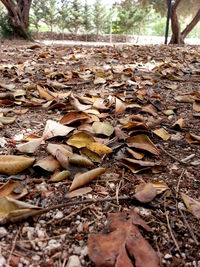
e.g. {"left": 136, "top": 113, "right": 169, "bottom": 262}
{"left": 140, "top": 0, "right": 200, "bottom": 44}
{"left": 68, "top": 0, "right": 83, "bottom": 39}
{"left": 30, "top": 0, "right": 43, "bottom": 38}
{"left": 93, "top": 0, "right": 107, "bottom": 41}
{"left": 170, "top": 0, "right": 200, "bottom": 44}
{"left": 40, "top": 0, "right": 58, "bottom": 36}
{"left": 82, "top": 0, "right": 92, "bottom": 41}
{"left": 0, "top": 0, "right": 32, "bottom": 39}
{"left": 57, "top": 0, "right": 70, "bottom": 39}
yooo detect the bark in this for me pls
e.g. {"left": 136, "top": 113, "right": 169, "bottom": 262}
{"left": 0, "top": 0, "right": 32, "bottom": 39}
{"left": 170, "top": 0, "right": 200, "bottom": 44}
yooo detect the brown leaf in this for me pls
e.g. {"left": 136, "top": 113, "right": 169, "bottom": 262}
{"left": 34, "top": 156, "right": 60, "bottom": 172}
{"left": 42, "top": 120, "right": 74, "bottom": 140}
{"left": 142, "top": 104, "right": 157, "bottom": 116}
{"left": 49, "top": 170, "right": 71, "bottom": 182}
{"left": 92, "top": 122, "right": 114, "bottom": 137}
{"left": 134, "top": 183, "right": 157, "bottom": 203}
{"left": 69, "top": 167, "right": 105, "bottom": 191}
{"left": 115, "top": 97, "right": 126, "bottom": 115}
{"left": 65, "top": 187, "right": 92, "bottom": 198}
{"left": 119, "top": 158, "right": 161, "bottom": 173}
{"left": 88, "top": 210, "right": 159, "bottom": 267}
{"left": 0, "top": 156, "right": 35, "bottom": 175}
{"left": 16, "top": 137, "right": 43, "bottom": 153}
{"left": 153, "top": 128, "right": 171, "bottom": 140}
{"left": 60, "top": 111, "right": 89, "bottom": 125}
{"left": 66, "top": 132, "right": 95, "bottom": 148}
{"left": 47, "top": 143, "right": 72, "bottom": 157}
{"left": 185, "top": 132, "right": 200, "bottom": 144}
{"left": 172, "top": 118, "right": 184, "bottom": 129}
{"left": 127, "top": 134, "right": 160, "bottom": 155}
{"left": 126, "top": 147, "right": 144, "bottom": 160}
{"left": 69, "top": 154, "right": 94, "bottom": 167}
{"left": 0, "top": 197, "right": 41, "bottom": 224}
{"left": 181, "top": 193, "right": 200, "bottom": 219}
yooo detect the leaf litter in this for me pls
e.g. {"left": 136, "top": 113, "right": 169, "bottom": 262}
{"left": 0, "top": 41, "right": 199, "bottom": 266}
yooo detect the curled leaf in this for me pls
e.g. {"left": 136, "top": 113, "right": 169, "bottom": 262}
{"left": 69, "top": 154, "right": 94, "bottom": 167}
{"left": 70, "top": 167, "right": 105, "bottom": 191}
{"left": 0, "top": 155, "right": 35, "bottom": 175}
{"left": 16, "top": 137, "right": 43, "bottom": 153}
{"left": 153, "top": 128, "right": 171, "bottom": 141}
{"left": 34, "top": 156, "right": 60, "bottom": 172}
{"left": 43, "top": 120, "right": 74, "bottom": 140}
{"left": 50, "top": 170, "right": 71, "bottom": 182}
{"left": 181, "top": 193, "right": 200, "bottom": 219}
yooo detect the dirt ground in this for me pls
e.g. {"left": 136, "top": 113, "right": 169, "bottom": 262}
{"left": 0, "top": 39, "right": 199, "bottom": 267}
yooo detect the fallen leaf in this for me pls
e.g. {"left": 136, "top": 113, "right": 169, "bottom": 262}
{"left": 126, "top": 147, "right": 144, "bottom": 160}
{"left": 0, "top": 156, "right": 35, "bottom": 175}
{"left": 0, "top": 180, "right": 27, "bottom": 200}
{"left": 181, "top": 193, "right": 200, "bottom": 219}
{"left": 172, "top": 118, "right": 184, "bottom": 129}
{"left": 127, "top": 134, "right": 160, "bottom": 155}
{"left": 81, "top": 148, "right": 102, "bottom": 163}
{"left": 65, "top": 187, "right": 92, "bottom": 198}
{"left": 34, "top": 156, "right": 60, "bottom": 172}
{"left": 69, "top": 94, "right": 92, "bottom": 111}
{"left": 0, "top": 116, "right": 16, "bottom": 125}
{"left": 185, "top": 132, "right": 200, "bottom": 144}
{"left": 49, "top": 170, "right": 71, "bottom": 182}
{"left": 60, "top": 111, "right": 89, "bottom": 125}
{"left": 92, "top": 121, "right": 114, "bottom": 137}
{"left": 69, "top": 154, "right": 94, "bottom": 167}
{"left": 0, "top": 197, "right": 41, "bottom": 224}
{"left": 69, "top": 167, "right": 105, "bottom": 191}
{"left": 94, "top": 77, "right": 106, "bottom": 84}
{"left": 119, "top": 158, "right": 161, "bottom": 173}
{"left": 193, "top": 101, "right": 200, "bottom": 112}
{"left": 115, "top": 97, "right": 126, "bottom": 115}
{"left": 88, "top": 210, "right": 159, "bottom": 267}
{"left": 43, "top": 120, "right": 74, "bottom": 140}
{"left": 66, "top": 132, "right": 95, "bottom": 148}
{"left": 16, "top": 137, "right": 43, "bottom": 153}
{"left": 47, "top": 143, "right": 72, "bottom": 157}
{"left": 153, "top": 128, "right": 171, "bottom": 140}
{"left": 55, "top": 149, "right": 71, "bottom": 169}
{"left": 86, "top": 142, "right": 112, "bottom": 155}
{"left": 142, "top": 104, "right": 157, "bottom": 116}
{"left": 134, "top": 183, "right": 157, "bottom": 203}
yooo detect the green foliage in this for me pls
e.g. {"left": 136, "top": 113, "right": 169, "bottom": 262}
{"left": 0, "top": 12, "right": 14, "bottom": 38}
{"left": 93, "top": 0, "right": 107, "bottom": 39}
{"left": 30, "top": 0, "right": 43, "bottom": 33}
{"left": 57, "top": 0, "right": 70, "bottom": 33}
{"left": 82, "top": 0, "right": 92, "bottom": 35}
{"left": 40, "top": 0, "right": 58, "bottom": 33}
{"left": 68, "top": 0, "right": 83, "bottom": 35}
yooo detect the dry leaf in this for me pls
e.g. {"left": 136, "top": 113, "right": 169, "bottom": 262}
{"left": 181, "top": 193, "right": 200, "bottom": 219}
{"left": 43, "top": 120, "right": 74, "bottom": 140}
{"left": 185, "top": 132, "right": 200, "bottom": 144}
{"left": 0, "top": 116, "right": 16, "bottom": 125}
{"left": 16, "top": 137, "right": 43, "bottom": 153}
{"left": 34, "top": 156, "right": 60, "bottom": 172}
{"left": 55, "top": 149, "right": 71, "bottom": 169}
{"left": 0, "top": 155, "right": 35, "bottom": 175}
{"left": 69, "top": 167, "right": 105, "bottom": 191}
{"left": 81, "top": 148, "right": 102, "bottom": 163}
{"left": 153, "top": 128, "right": 171, "bottom": 140}
{"left": 126, "top": 147, "right": 144, "bottom": 160}
{"left": 119, "top": 158, "right": 161, "bottom": 173}
{"left": 134, "top": 183, "right": 157, "bottom": 203}
{"left": 92, "top": 121, "right": 114, "bottom": 137}
{"left": 69, "top": 154, "right": 94, "bottom": 167}
{"left": 0, "top": 197, "right": 41, "bottom": 224}
{"left": 60, "top": 111, "right": 89, "bottom": 125}
{"left": 47, "top": 143, "right": 72, "bottom": 157}
{"left": 193, "top": 101, "right": 200, "bottom": 112}
{"left": 49, "top": 170, "right": 71, "bottom": 182}
{"left": 127, "top": 134, "right": 160, "bottom": 155}
{"left": 69, "top": 94, "right": 92, "bottom": 111}
{"left": 65, "top": 187, "right": 92, "bottom": 198}
{"left": 86, "top": 142, "right": 112, "bottom": 155}
{"left": 172, "top": 118, "right": 184, "bottom": 129}
{"left": 88, "top": 210, "right": 159, "bottom": 267}
{"left": 115, "top": 97, "right": 126, "bottom": 115}
{"left": 66, "top": 132, "right": 95, "bottom": 148}
{"left": 37, "top": 85, "right": 54, "bottom": 100}
{"left": 142, "top": 104, "right": 157, "bottom": 116}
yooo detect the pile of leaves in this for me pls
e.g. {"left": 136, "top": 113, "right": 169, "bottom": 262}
{"left": 0, "top": 41, "right": 199, "bottom": 266}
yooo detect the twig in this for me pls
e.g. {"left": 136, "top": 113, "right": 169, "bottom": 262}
{"left": 179, "top": 209, "right": 199, "bottom": 246}
{"left": 176, "top": 169, "right": 185, "bottom": 198}
{"left": 164, "top": 199, "right": 182, "bottom": 257}
{"left": 158, "top": 144, "right": 189, "bottom": 166}
{"left": 9, "top": 196, "right": 132, "bottom": 223}
{"left": 7, "top": 227, "right": 21, "bottom": 265}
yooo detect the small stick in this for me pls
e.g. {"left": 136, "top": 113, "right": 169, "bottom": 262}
{"left": 164, "top": 199, "right": 182, "bottom": 257}
{"left": 7, "top": 227, "right": 20, "bottom": 265}
{"left": 176, "top": 169, "right": 185, "bottom": 198}
{"left": 179, "top": 209, "right": 199, "bottom": 246}
{"left": 158, "top": 144, "right": 189, "bottom": 166}
{"left": 9, "top": 196, "right": 131, "bottom": 223}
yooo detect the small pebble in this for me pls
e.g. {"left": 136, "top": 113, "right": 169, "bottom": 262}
{"left": 0, "top": 227, "right": 8, "bottom": 238}
{"left": 66, "top": 255, "right": 81, "bottom": 267}
{"left": 54, "top": 211, "right": 64, "bottom": 220}
{"left": 164, "top": 254, "right": 172, "bottom": 259}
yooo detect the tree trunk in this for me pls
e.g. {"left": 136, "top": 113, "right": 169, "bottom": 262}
{"left": 0, "top": 0, "right": 32, "bottom": 39}
{"left": 170, "top": 0, "right": 200, "bottom": 44}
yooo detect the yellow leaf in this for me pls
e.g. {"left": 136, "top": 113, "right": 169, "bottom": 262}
{"left": 153, "top": 128, "right": 171, "bottom": 141}
{"left": 67, "top": 132, "right": 95, "bottom": 148}
{"left": 86, "top": 142, "right": 112, "bottom": 155}
{"left": 92, "top": 122, "right": 114, "bottom": 137}
{"left": 50, "top": 170, "right": 71, "bottom": 182}
{"left": 0, "top": 155, "right": 35, "bottom": 175}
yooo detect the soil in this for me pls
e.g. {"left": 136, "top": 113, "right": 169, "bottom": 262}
{"left": 0, "top": 40, "right": 199, "bottom": 267}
